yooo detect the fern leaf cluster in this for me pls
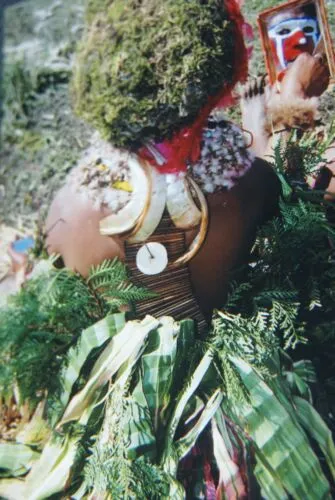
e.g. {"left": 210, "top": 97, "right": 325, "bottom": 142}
{"left": 0, "top": 258, "right": 153, "bottom": 410}
{"left": 272, "top": 126, "right": 335, "bottom": 187}
{"left": 87, "top": 259, "right": 156, "bottom": 311}
{"left": 84, "top": 387, "right": 169, "bottom": 499}
{"left": 211, "top": 308, "right": 277, "bottom": 403}
{"left": 211, "top": 134, "right": 335, "bottom": 407}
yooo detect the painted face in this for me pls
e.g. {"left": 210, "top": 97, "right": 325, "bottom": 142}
{"left": 269, "top": 17, "right": 320, "bottom": 70}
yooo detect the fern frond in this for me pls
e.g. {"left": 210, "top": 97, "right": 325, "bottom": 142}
{"left": 102, "top": 283, "right": 155, "bottom": 301}
{"left": 87, "top": 258, "right": 155, "bottom": 311}
{"left": 225, "top": 282, "right": 253, "bottom": 311}
{"left": 87, "top": 258, "right": 128, "bottom": 287}
{"left": 84, "top": 387, "right": 169, "bottom": 498}
{"left": 0, "top": 259, "right": 151, "bottom": 411}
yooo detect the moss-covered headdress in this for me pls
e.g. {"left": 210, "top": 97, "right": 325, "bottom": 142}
{"left": 72, "top": 0, "right": 248, "bottom": 159}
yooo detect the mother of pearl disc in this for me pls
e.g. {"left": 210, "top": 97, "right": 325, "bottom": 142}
{"left": 136, "top": 242, "right": 168, "bottom": 275}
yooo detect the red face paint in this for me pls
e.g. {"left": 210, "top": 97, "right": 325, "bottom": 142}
{"left": 269, "top": 17, "right": 319, "bottom": 70}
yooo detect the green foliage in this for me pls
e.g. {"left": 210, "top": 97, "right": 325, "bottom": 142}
{"left": 210, "top": 134, "right": 335, "bottom": 410}
{"left": 225, "top": 357, "right": 334, "bottom": 500}
{"left": 87, "top": 259, "right": 156, "bottom": 311}
{"left": 211, "top": 308, "right": 278, "bottom": 403}
{"left": 274, "top": 127, "right": 335, "bottom": 188}
{"left": 2, "top": 62, "right": 36, "bottom": 140}
{"left": 84, "top": 388, "right": 170, "bottom": 499}
{"left": 72, "top": 0, "right": 236, "bottom": 149}
{"left": 2, "top": 297, "right": 334, "bottom": 498}
{"left": 50, "top": 318, "right": 219, "bottom": 497}
{"left": 0, "top": 259, "right": 152, "bottom": 409}
{"left": 218, "top": 137, "right": 335, "bottom": 352}
{"left": 211, "top": 286, "right": 306, "bottom": 404}
{"left": 252, "top": 198, "right": 334, "bottom": 318}
{"left": 0, "top": 278, "right": 72, "bottom": 407}
{"left": 86, "top": 446, "right": 170, "bottom": 499}
{"left": 0, "top": 443, "right": 40, "bottom": 478}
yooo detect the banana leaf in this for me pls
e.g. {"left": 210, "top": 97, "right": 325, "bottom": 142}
{"left": 124, "top": 320, "right": 219, "bottom": 495}
{"left": 0, "top": 443, "right": 40, "bottom": 478}
{"left": 0, "top": 434, "right": 80, "bottom": 500}
{"left": 254, "top": 452, "right": 289, "bottom": 500}
{"left": 284, "top": 359, "right": 317, "bottom": 402}
{"left": 58, "top": 315, "right": 159, "bottom": 427}
{"left": 161, "top": 350, "right": 213, "bottom": 475}
{"left": 59, "top": 313, "right": 126, "bottom": 408}
{"left": 140, "top": 317, "right": 179, "bottom": 433}
{"left": 294, "top": 395, "right": 335, "bottom": 480}
{"left": 79, "top": 317, "right": 214, "bottom": 498}
{"left": 163, "top": 477, "right": 185, "bottom": 500}
{"left": 127, "top": 376, "right": 157, "bottom": 460}
{"left": 170, "top": 319, "right": 196, "bottom": 399}
{"left": 123, "top": 318, "right": 182, "bottom": 461}
{"left": 227, "top": 356, "right": 331, "bottom": 500}
{"left": 175, "top": 389, "right": 223, "bottom": 460}
{"left": 15, "top": 400, "right": 50, "bottom": 448}
{"left": 212, "top": 409, "right": 247, "bottom": 499}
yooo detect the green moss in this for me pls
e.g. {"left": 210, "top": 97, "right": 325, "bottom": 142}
{"left": 72, "top": 0, "right": 236, "bottom": 149}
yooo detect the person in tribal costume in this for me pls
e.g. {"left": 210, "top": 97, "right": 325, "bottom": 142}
{"left": 2, "top": 2, "right": 335, "bottom": 500}
{"left": 46, "top": 0, "right": 281, "bottom": 320}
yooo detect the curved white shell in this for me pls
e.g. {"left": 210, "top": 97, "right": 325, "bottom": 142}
{"left": 128, "top": 164, "right": 167, "bottom": 243}
{"left": 99, "top": 155, "right": 150, "bottom": 236}
{"left": 173, "top": 177, "right": 209, "bottom": 266}
{"left": 166, "top": 173, "right": 202, "bottom": 229}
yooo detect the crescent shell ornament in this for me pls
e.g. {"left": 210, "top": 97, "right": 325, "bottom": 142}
{"left": 98, "top": 154, "right": 209, "bottom": 266}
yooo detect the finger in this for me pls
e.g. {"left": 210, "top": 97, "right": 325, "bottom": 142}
{"left": 259, "top": 74, "right": 267, "bottom": 94}
{"left": 253, "top": 78, "right": 259, "bottom": 96}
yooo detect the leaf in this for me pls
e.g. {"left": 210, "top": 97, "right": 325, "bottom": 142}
{"left": 71, "top": 481, "right": 88, "bottom": 499}
{"left": 127, "top": 376, "right": 157, "bottom": 460}
{"left": 170, "top": 319, "right": 196, "bottom": 399}
{"left": 254, "top": 452, "right": 289, "bottom": 500}
{"left": 161, "top": 350, "right": 213, "bottom": 474}
{"left": 175, "top": 389, "right": 223, "bottom": 460}
{"left": 58, "top": 316, "right": 159, "bottom": 427}
{"left": 211, "top": 417, "right": 247, "bottom": 499}
{"left": 294, "top": 396, "right": 335, "bottom": 480}
{"left": 87, "top": 258, "right": 128, "bottom": 287}
{"left": 293, "top": 360, "right": 316, "bottom": 385}
{"left": 141, "top": 317, "right": 179, "bottom": 432}
{"left": 0, "top": 443, "right": 40, "bottom": 477}
{"left": 87, "top": 258, "right": 155, "bottom": 308}
{"left": 15, "top": 399, "right": 51, "bottom": 447}
{"left": 162, "top": 476, "right": 185, "bottom": 500}
{"left": 0, "top": 435, "right": 80, "bottom": 500}
{"left": 27, "top": 435, "right": 79, "bottom": 500}
{"left": 227, "top": 357, "right": 331, "bottom": 500}
{"left": 59, "top": 312, "right": 126, "bottom": 409}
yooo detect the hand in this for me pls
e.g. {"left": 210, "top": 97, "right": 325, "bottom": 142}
{"left": 280, "top": 52, "right": 330, "bottom": 99}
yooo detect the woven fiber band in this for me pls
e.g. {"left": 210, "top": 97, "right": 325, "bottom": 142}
{"left": 125, "top": 212, "right": 208, "bottom": 336}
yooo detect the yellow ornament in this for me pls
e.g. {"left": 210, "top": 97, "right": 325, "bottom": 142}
{"left": 112, "top": 181, "right": 133, "bottom": 192}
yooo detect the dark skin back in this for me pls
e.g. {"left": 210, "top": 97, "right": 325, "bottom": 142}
{"left": 187, "top": 158, "right": 280, "bottom": 317}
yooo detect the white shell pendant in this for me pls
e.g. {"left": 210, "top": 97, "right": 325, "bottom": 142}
{"left": 136, "top": 242, "right": 168, "bottom": 275}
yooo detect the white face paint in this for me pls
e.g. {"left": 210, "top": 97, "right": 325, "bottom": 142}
{"left": 268, "top": 17, "right": 320, "bottom": 69}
